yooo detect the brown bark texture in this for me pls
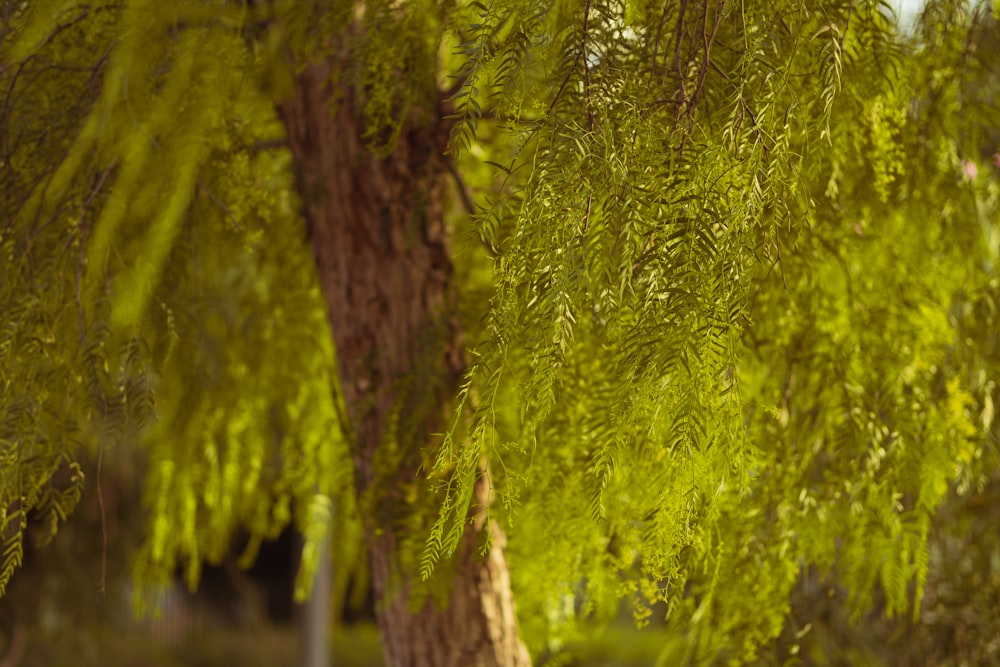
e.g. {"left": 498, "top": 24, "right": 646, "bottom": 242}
{"left": 278, "top": 53, "right": 531, "bottom": 667}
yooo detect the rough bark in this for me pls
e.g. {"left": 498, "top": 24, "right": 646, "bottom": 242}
{"left": 278, "top": 55, "right": 531, "bottom": 667}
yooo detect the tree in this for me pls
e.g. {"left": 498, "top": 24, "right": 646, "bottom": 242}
{"left": 2, "top": 1, "right": 999, "bottom": 665}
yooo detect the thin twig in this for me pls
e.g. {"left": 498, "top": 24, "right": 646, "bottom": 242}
{"left": 196, "top": 179, "right": 244, "bottom": 231}
{"left": 76, "top": 165, "right": 115, "bottom": 342}
{"left": 747, "top": 254, "right": 779, "bottom": 315}
{"left": 96, "top": 444, "right": 107, "bottom": 595}
{"left": 774, "top": 226, "right": 788, "bottom": 289}
{"left": 445, "top": 157, "right": 476, "bottom": 216}
{"left": 249, "top": 137, "right": 288, "bottom": 154}
{"left": 581, "top": 192, "right": 593, "bottom": 236}
{"left": 673, "top": 0, "right": 690, "bottom": 107}
{"left": 581, "top": 0, "right": 596, "bottom": 130}
{"left": 687, "top": 0, "right": 727, "bottom": 114}
{"left": 647, "top": 0, "right": 671, "bottom": 93}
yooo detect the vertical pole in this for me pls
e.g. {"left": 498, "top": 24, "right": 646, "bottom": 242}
{"left": 303, "top": 542, "right": 331, "bottom": 667}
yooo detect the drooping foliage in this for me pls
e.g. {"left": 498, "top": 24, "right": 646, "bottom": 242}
{"left": 426, "top": 1, "right": 1000, "bottom": 660}
{"left": 2, "top": 0, "right": 999, "bottom": 664}
{"left": 0, "top": 0, "right": 355, "bottom": 607}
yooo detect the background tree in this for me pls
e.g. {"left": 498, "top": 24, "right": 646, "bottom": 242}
{"left": 2, "top": 1, "right": 999, "bottom": 666}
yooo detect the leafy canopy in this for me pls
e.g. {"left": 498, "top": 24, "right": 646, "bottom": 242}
{"left": 2, "top": 0, "right": 999, "bottom": 662}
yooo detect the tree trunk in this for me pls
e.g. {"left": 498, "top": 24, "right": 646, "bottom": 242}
{"left": 278, "top": 55, "right": 531, "bottom": 667}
